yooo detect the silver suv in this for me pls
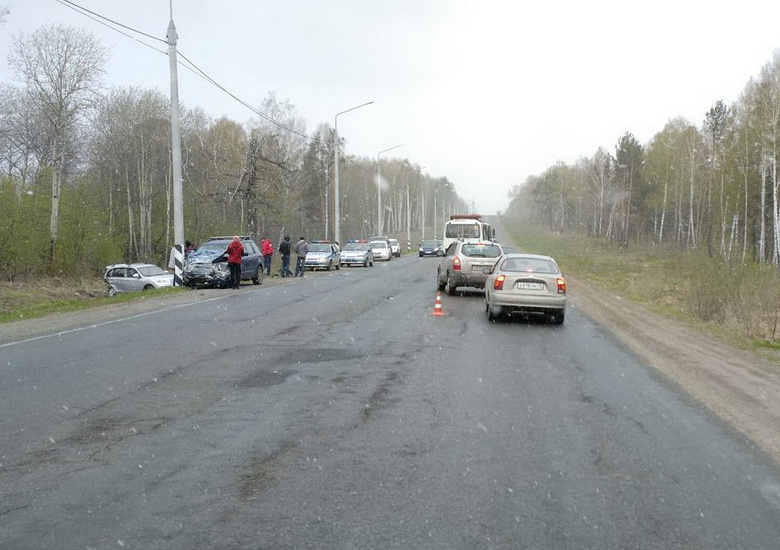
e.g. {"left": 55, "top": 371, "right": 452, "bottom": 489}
{"left": 436, "top": 241, "right": 503, "bottom": 295}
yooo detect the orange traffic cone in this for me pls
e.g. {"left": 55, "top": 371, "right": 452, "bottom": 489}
{"left": 433, "top": 292, "right": 444, "bottom": 317}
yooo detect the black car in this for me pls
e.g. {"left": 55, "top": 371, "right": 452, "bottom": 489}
{"left": 182, "top": 236, "right": 263, "bottom": 288}
{"left": 419, "top": 239, "right": 444, "bottom": 257}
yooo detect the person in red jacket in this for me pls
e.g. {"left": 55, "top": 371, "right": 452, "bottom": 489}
{"left": 260, "top": 236, "right": 274, "bottom": 276}
{"left": 225, "top": 236, "right": 244, "bottom": 289}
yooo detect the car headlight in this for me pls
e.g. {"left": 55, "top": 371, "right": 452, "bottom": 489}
{"left": 215, "top": 263, "right": 229, "bottom": 273}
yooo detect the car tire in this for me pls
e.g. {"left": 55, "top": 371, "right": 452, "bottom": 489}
{"left": 108, "top": 287, "right": 117, "bottom": 297}
{"left": 363, "top": 259, "right": 368, "bottom": 268}
{"left": 336, "top": 262, "right": 340, "bottom": 270}
{"left": 445, "top": 274, "right": 457, "bottom": 296}
{"left": 436, "top": 271, "right": 446, "bottom": 292}
{"left": 487, "top": 305, "right": 503, "bottom": 322}
{"left": 143, "top": 285, "right": 153, "bottom": 291}
{"left": 252, "top": 269, "right": 262, "bottom": 285}
{"left": 551, "top": 311, "right": 565, "bottom": 325}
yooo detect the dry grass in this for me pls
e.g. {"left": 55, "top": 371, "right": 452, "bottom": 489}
{"left": 0, "top": 276, "right": 181, "bottom": 323}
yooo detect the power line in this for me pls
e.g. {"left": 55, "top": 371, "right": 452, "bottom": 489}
{"left": 53, "top": 0, "right": 312, "bottom": 141}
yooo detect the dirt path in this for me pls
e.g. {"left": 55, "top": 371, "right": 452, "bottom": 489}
{"left": 570, "top": 276, "right": 780, "bottom": 465}
{"left": 3, "top": 277, "right": 780, "bottom": 466}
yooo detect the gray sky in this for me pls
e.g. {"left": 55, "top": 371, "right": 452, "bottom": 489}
{"left": 2, "top": 0, "right": 780, "bottom": 214}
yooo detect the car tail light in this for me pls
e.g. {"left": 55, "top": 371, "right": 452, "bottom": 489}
{"left": 557, "top": 277, "right": 567, "bottom": 293}
{"left": 493, "top": 274, "right": 505, "bottom": 290}
{"left": 452, "top": 257, "right": 462, "bottom": 271}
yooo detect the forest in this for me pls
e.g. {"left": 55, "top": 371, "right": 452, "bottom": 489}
{"left": 0, "top": 24, "right": 466, "bottom": 279}
{"left": 506, "top": 51, "right": 780, "bottom": 268}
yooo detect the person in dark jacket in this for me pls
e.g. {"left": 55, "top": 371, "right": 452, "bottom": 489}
{"left": 225, "top": 235, "right": 244, "bottom": 289}
{"left": 294, "top": 236, "right": 308, "bottom": 277}
{"left": 278, "top": 236, "right": 292, "bottom": 277}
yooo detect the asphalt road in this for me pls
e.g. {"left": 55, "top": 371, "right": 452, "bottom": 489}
{"left": 2, "top": 253, "right": 780, "bottom": 549}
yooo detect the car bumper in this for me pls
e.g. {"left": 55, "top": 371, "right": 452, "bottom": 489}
{"left": 341, "top": 256, "right": 367, "bottom": 265}
{"left": 489, "top": 292, "right": 567, "bottom": 312}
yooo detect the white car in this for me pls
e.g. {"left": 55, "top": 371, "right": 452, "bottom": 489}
{"left": 389, "top": 238, "right": 401, "bottom": 257}
{"left": 369, "top": 240, "right": 392, "bottom": 261}
{"left": 103, "top": 263, "right": 174, "bottom": 296}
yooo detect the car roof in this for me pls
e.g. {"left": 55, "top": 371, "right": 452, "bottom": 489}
{"left": 501, "top": 252, "right": 555, "bottom": 261}
{"left": 104, "top": 263, "right": 158, "bottom": 270}
{"left": 205, "top": 235, "right": 254, "bottom": 242}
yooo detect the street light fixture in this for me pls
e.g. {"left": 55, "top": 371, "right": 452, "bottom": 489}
{"left": 377, "top": 144, "right": 404, "bottom": 235}
{"left": 334, "top": 101, "right": 373, "bottom": 245}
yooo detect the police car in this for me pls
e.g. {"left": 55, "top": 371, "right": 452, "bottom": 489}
{"left": 305, "top": 240, "right": 341, "bottom": 271}
{"left": 340, "top": 239, "right": 374, "bottom": 267}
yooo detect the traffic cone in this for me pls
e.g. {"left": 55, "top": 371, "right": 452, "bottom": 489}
{"left": 433, "top": 292, "right": 444, "bottom": 317}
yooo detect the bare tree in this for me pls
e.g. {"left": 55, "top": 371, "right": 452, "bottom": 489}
{"left": 7, "top": 24, "right": 106, "bottom": 271}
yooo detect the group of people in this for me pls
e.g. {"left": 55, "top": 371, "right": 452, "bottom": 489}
{"left": 222, "top": 235, "right": 310, "bottom": 288}
{"left": 274, "top": 236, "right": 310, "bottom": 278}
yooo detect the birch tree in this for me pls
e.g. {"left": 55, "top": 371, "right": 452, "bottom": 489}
{"left": 7, "top": 24, "right": 106, "bottom": 271}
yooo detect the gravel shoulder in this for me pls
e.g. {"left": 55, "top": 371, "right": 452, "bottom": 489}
{"left": 569, "top": 276, "right": 780, "bottom": 466}
{"left": 3, "top": 275, "right": 779, "bottom": 466}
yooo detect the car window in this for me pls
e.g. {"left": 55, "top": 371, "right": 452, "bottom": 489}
{"left": 137, "top": 265, "right": 167, "bottom": 276}
{"left": 107, "top": 267, "right": 126, "bottom": 278}
{"left": 343, "top": 243, "right": 365, "bottom": 251}
{"left": 461, "top": 243, "right": 502, "bottom": 257}
{"left": 244, "top": 241, "right": 259, "bottom": 254}
{"left": 502, "top": 258, "right": 559, "bottom": 273}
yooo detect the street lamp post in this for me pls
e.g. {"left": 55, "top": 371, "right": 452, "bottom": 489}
{"left": 377, "top": 144, "right": 404, "bottom": 235}
{"left": 334, "top": 101, "right": 373, "bottom": 245}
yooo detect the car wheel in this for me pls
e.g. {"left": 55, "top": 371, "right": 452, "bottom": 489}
{"left": 336, "top": 262, "right": 340, "bottom": 270}
{"left": 363, "top": 259, "right": 368, "bottom": 267}
{"left": 445, "top": 274, "right": 457, "bottom": 296}
{"left": 143, "top": 285, "right": 153, "bottom": 291}
{"left": 252, "top": 268, "right": 262, "bottom": 285}
{"left": 436, "top": 271, "right": 446, "bottom": 292}
{"left": 108, "top": 287, "right": 117, "bottom": 297}
{"left": 551, "top": 311, "right": 565, "bottom": 325}
{"left": 487, "top": 305, "right": 503, "bottom": 322}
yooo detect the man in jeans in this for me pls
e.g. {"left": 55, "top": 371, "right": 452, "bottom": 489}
{"left": 225, "top": 235, "right": 244, "bottom": 289}
{"left": 294, "top": 236, "right": 308, "bottom": 277}
{"left": 278, "top": 236, "right": 292, "bottom": 277}
{"left": 260, "top": 236, "right": 274, "bottom": 276}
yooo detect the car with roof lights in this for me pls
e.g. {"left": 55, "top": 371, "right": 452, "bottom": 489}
{"left": 305, "top": 241, "right": 341, "bottom": 271}
{"left": 436, "top": 240, "right": 503, "bottom": 295}
{"left": 103, "top": 263, "right": 174, "bottom": 296}
{"left": 340, "top": 240, "right": 374, "bottom": 267}
{"left": 484, "top": 253, "right": 567, "bottom": 324}
{"left": 182, "top": 236, "right": 262, "bottom": 288}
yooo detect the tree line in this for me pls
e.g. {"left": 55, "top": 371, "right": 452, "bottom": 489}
{"left": 507, "top": 51, "right": 780, "bottom": 267}
{"left": 0, "top": 24, "right": 466, "bottom": 279}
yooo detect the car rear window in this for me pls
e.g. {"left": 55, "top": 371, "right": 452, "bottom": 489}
{"left": 501, "top": 258, "right": 559, "bottom": 273}
{"left": 461, "top": 243, "right": 502, "bottom": 257}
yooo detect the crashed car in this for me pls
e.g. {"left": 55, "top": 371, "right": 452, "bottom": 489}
{"left": 182, "top": 236, "right": 262, "bottom": 288}
{"left": 103, "top": 263, "right": 174, "bottom": 296}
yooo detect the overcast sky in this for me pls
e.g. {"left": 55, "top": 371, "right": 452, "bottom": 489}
{"left": 2, "top": 0, "right": 780, "bottom": 214}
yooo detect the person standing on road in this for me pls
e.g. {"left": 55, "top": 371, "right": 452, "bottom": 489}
{"left": 278, "top": 235, "right": 292, "bottom": 277}
{"left": 260, "top": 236, "right": 274, "bottom": 276}
{"left": 294, "top": 236, "right": 308, "bottom": 277}
{"left": 225, "top": 235, "right": 244, "bottom": 289}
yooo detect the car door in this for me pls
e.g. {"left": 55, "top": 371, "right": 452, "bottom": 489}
{"left": 105, "top": 267, "right": 126, "bottom": 293}
{"left": 241, "top": 241, "right": 260, "bottom": 277}
{"left": 125, "top": 267, "right": 145, "bottom": 292}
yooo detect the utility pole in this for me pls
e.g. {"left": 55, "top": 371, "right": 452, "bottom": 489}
{"left": 167, "top": 3, "right": 184, "bottom": 285}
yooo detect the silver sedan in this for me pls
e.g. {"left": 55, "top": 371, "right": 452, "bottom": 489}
{"left": 484, "top": 253, "right": 567, "bottom": 324}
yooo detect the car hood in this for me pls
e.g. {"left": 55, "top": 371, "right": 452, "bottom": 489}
{"left": 186, "top": 250, "right": 225, "bottom": 264}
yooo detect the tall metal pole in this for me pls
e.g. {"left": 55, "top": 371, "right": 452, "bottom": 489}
{"left": 377, "top": 144, "right": 403, "bottom": 235}
{"left": 334, "top": 101, "right": 373, "bottom": 245}
{"left": 167, "top": 11, "right": 184, "bottom": 286}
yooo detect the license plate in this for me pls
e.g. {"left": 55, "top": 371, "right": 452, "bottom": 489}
{"left": 516, "top": 282, "right": 543, "bottom": 290}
